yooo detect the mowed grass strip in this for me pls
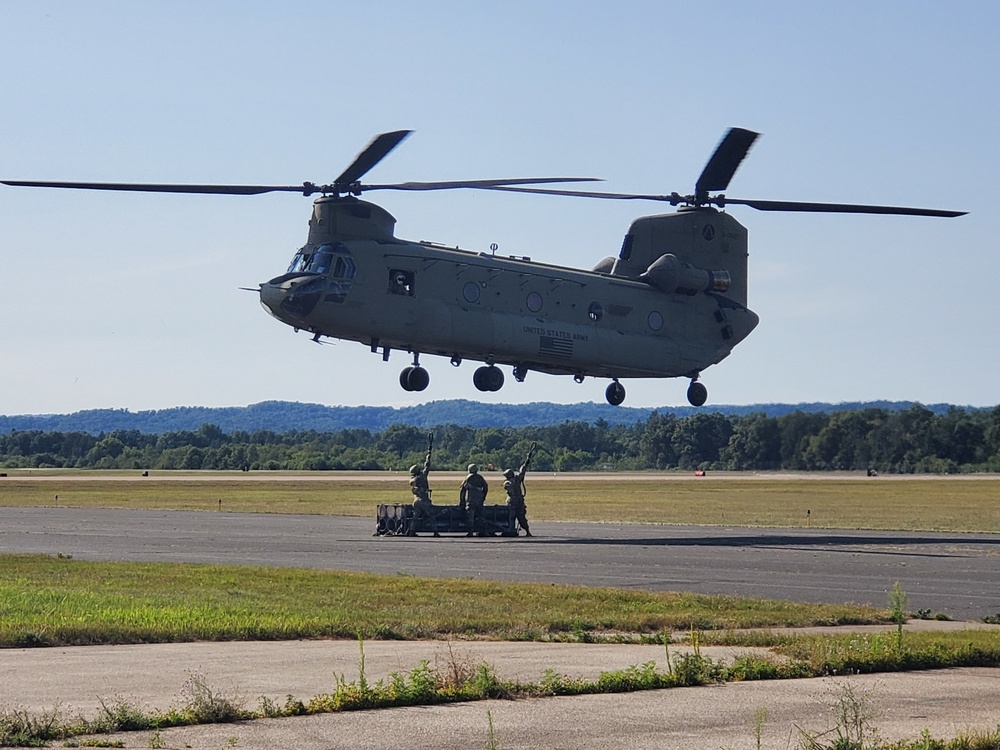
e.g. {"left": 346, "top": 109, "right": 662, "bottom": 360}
{"left": 3, "top": 475, "right": 1000, "bottom": 532}
{"left": 0, "top": 554, "right": 886, "bottom": 647}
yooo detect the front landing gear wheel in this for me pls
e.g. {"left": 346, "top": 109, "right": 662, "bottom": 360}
{"left": 686, "top": 380, "right": 708, "bottom": 407}
{"left": 399, "top": 366, "right": 429, "bottom": 392}
{"left": 605, "top": 380, "right": 626, "bottom": 406}
{"left": 473, "top": 365, "right": 504, "bottom": 392}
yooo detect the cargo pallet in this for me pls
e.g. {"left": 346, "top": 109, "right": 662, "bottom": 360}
{"left": 376, "top": 503, "right": 520, "bottom": 536}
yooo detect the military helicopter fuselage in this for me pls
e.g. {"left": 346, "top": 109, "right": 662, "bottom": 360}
{"left": 2, "top": 128, "right": 963, "bottom": 406}
{"left": 260, "top": 196, "right": 757, "bottom": 405}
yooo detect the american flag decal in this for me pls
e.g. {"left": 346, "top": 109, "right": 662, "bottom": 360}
{"left": 538, "top": 335, "right": 573, "bottom": 360}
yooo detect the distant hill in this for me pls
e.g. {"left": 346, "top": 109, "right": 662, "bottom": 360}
{"left": 0, "top": 399, "right": 971, "bottom": 435}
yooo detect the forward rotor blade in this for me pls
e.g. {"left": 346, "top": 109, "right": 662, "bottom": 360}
{"left": 723, "top": 197, "right": 967, "bottom": 217}
{"left": 333, "top": 130, "right": 412, "bottom": 188}
{"left": 363, "top": 177, "right": 602, "bottom": 192}
{"left": 695, "top": 128, "right": 760, "bottom": 196}
{"left": 0, "top": 180, "right": 309, "bottom": 195}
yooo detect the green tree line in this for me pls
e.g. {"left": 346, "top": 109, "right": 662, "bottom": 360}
{"left": 3, "top": 405, "right": 1000, "bottom": 474}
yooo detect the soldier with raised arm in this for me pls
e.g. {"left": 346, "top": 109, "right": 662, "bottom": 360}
{"left": 503, "top": 443, "right": 534, "bottom": 537}
{"left": 408, "top": 433, "right": 438, "bottom": 536}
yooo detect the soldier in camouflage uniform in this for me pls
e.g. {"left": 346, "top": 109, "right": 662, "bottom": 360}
{"left": 503, "top": 444, "right": 534, "bottom": 536}
{"left": 459, "top": 463, "right": 489, "bottom": 536}
{"left": 408, "top": 434, "right": 438, "bottom": 536}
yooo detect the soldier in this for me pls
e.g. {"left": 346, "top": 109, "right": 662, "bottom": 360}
{"left": 459, "top": 463, "right": 489, "bottom": 536}
{"left": 408, "top": 434, "right": 439, "bottom": 536}
{"left": 503, "top": 444, "right": 534, "bottom": 536}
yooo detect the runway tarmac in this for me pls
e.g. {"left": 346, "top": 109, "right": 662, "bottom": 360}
{"left": 2, "top": 506, "right": 1000, "bottom": 619}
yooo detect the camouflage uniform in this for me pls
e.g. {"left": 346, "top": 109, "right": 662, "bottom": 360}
{"left": 503, "top": 461, "right": 532, "bottom": 536}
{"left": 408, "top": 446, "right": 438, "bottom": 536}
{"left": 459, "top": 463, "right": 489, "bottom": 536}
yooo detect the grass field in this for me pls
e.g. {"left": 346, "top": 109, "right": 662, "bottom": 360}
{"left": 0, "top": 553, "right": 889, "bottom": 648}
{"left": 3, "top": 471, "right": 1000, "bottom": 532}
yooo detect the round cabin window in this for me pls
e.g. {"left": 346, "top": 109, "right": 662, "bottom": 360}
{"left": 463, "top": 282, "right": 481, "bottom": 303}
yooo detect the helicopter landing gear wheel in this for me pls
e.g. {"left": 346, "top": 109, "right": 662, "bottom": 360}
{"left": 686, "top": 380, "right": 708, "bottom": 407}
{"left": 473, "top": 365, "right": 504, "bottom": 392}
{"left": 399, "top": 365, "right": 429, "bottom": 392}
{"left": 605, "top": 380, "right": 626, "bottom": 406}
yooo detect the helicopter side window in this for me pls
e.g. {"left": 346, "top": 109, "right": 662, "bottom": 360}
{"left": 333, "top": 255, "right": 356, "bottom": 280}
{"left": 389, "top": 268, "right": 415, "bottom": 297}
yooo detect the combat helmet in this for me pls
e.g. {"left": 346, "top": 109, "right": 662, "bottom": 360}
{"left": 409, "top": 464, "right": 421, "bottom": 476}
{"left": 467, "top": 463, "right": 478, "bottom": 474}
{"left": 503, "top": 468, "right": 515, "bottom": 479}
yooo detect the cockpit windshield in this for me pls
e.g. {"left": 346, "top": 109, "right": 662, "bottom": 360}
{"left": 286, "top": 243, "right": 356, "bottom": 277}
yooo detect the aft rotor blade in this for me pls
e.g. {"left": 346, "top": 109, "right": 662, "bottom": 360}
{"left": 483, "top": 185, "right": 678, "bottom": 201}
{"left": 333, "top": 130, "right": 412, "bottom": 188}
{"left": 0, "top": 180, "right": 310, "bottom": 195}
{"left": 363, "top": 177, "right": 602, "bottom": 192}
{"left": 695, "top": 128, "right": 760, "bottom": 196}
{"left": 724, "top": 197, "right": 967, "bottom": 217}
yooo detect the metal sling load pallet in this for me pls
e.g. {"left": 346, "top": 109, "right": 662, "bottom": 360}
{"left": 376, "top": 503, "right": 520, "bottom": 536}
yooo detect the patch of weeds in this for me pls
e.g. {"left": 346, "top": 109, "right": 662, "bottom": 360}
{"left": 750, "top": 706, "right": 768, "bottom": 750}
{"left": 177, "top": 671, "right": 247, "bottom": 724}
{"left": 571, "top": 620, "right": 594, "bottom": 643}
{"left": 92, "top": 697, "right": 156, "bottom": 732}
{"left": 147, "top": 728, "right": 164, "bottom": 749}
{"left": 889, "top": 582, "right": 908, "bottom": 651}
{"left": 69, "top": 740, "right": 125, "bottom": 748}
{"left": 596, "top": 661, "right": 663, "bottom": 692}
{"left": 484, "top": 710, "right": 500, "bottom": 750}
{"left": 798, "top": 681, "right": 880, "bottom": 750}
{"left": 982, "top": 614, "right": 1000, "bottom": 625}
{"left": 0, "top": 706, "right": 65, "bottom": 746}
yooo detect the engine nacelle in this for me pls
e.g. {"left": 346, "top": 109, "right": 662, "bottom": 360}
{"left": 639, "top": 253, "right": 731, "bottom": 295}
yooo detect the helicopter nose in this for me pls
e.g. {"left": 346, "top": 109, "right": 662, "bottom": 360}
{"left": 259, "top": 281, "right": 286, "bottom": 318}
{"left": 259, "top": 276, "right": 325, "bottom": 323}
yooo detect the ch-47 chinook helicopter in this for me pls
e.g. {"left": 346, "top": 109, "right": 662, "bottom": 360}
{"left": 3, "top": 129, "right": 965, "bottom": 406}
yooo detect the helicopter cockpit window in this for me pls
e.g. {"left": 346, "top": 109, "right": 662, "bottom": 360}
{"left": 389, "top": 268, "right": 415, "bottom": 297}
{"left": 305, "top": 244, "right": 334, "bottom": 274}
{"left": 287, "top": 249, "right": 311, "bottom": 274}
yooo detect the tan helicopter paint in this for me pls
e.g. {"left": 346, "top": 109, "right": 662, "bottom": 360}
{"left": 260, "top": 198, "right": 758, "bottom": 384}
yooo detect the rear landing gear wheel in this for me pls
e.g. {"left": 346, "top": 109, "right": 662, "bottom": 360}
{"left": 473, "top": 365, "right": 504, "bottom": 392}
{"left": 399, "top": 366, "right": 429, "bottom": 392}
{"left": 605, "top": 380, "right": 626, "bottom": 406}
{"left": 687, "top": 380, "right": 708, "bottom": 407}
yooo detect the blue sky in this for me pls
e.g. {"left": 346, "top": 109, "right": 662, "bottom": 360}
{"left": 1, "top": 1, "right": 997, "bottom": 415}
